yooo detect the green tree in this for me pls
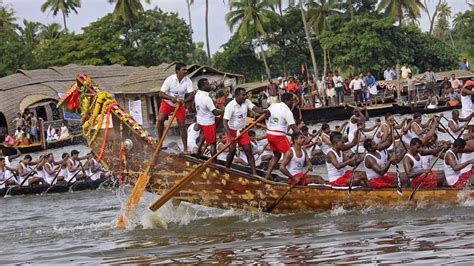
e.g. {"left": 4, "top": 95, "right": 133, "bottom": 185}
{"left": 376, "top": 0, "right": 425, "bottom": 26}
{"left": 188, "top": 42, "right": 209, "bottom": 65}
{"left": 452, "top": 9, "right": 474, "bottom": 58}
{"left": 433, "top": 1, "right": 451, "bottom": 39}
{"left": 40, "top": 0, "right": 81, "bottom": 32}
{"left": 307, "top": 0, "right": 342, "bottom": 75}
{"left": 0, "top": 5, "right": 17, "bottom": 30}
{"left": 213, "top": 33, "right": 264, "bottom": 81}
{"left": 126, "top": 8, "right": 193, "bottom": 66}
{"left": 107, "top": 0, "right": 151, "bottom": 26}
{"left": 226, "top": 0, "right": 278, "bottom": 78}
{"left": 40, "top": 22, "right": 64, "bottom": 41}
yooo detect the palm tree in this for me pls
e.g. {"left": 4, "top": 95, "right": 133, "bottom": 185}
{"left": 376, "top": 0, "right": 426, "bottom": 26}
{"left": 0, "top": 5, "right": 17, "bottom": 30}
{"left": 226, "top": 0, "right": 278, "bottom": 78}
{"left": 433, "top": 1, "right": 454, "bottom": 47}
{"left": 307, "top": 0, "right": 341, "bottom": 75}
{"left": 40, "top": 0, "right": 81, "bottom": 32}
{"left": 19, "top": 19, "right": 42, "bottom": 50}
{"left": 40, "top": 22, "right": 64, "bottom": 41}
{"left": 107, "top": 0, "right": 151, "bottom": 26}
{"left": 186, "top": 0, "right": 193, "bottom": 31}
{"left": 298, "top": 0, "right": 319, "bottom": 78}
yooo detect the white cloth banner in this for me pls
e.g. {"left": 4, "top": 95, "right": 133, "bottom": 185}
{"left": 128, "top": 99, "right": 143, "bottom": 124}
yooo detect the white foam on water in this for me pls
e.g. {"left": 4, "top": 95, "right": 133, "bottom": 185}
{"left": 328, "top": 205, "right": 349, "bottom": 216}
{"left": 51, "top": 221, "right": 114, "bottom": 234}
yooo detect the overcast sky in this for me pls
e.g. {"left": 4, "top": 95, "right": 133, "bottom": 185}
{"left": 4, "top": 0, "right": 471, "bottom": 55}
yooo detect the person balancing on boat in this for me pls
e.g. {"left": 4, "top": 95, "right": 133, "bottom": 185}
{"left": 264, "top": 92, "right": 305, "bottom": 181}
{"left": 157, "top": 62, "right": 195, "bottom": 152}
{"left": 223, "top": 87, "right": 269, "bottom": 175}
{"left": 195, "top": 78, "right": 224, "bottom": 157}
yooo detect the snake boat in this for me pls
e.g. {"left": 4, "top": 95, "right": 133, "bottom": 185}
{"left": 57, "top": 74, "right": 473, "bottom": 214}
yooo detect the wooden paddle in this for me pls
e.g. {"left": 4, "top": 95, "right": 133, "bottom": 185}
{"left": 348, "top": 131, "right": 361, "bottom": 193}
{"left": 437, "top": 122, "right": 456, "bottom": 141}
{"left": 392, "top": 127, "right": 403, "bottom": 195}
{"left": 393, "top": 121, "right": 409, "bottom": 152}
{"left": 264, "top": 168, "right": 311, "bottom": 213}
{"left": 148, "top": 113, "right": 267, "bottom": 212}
{"left": 408, "top": 148, "right": 445, "bottom": 201}
{"left": 19, "top": 168, "right": 37, "bottom": 186}
{"left": 48, "top": 166, "right": 62, "bottom": 186}
{"left": 117, "top": 103, "right": 181, "bottom": 228}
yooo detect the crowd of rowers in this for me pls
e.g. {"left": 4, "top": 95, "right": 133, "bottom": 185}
{"left": 155, "top": 63, "right": 473, "bottom": 189}
{"left": 0, "top": 149, "right": 109, "bottom": 189}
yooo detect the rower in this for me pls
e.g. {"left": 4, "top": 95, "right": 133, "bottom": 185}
{"left": 157, "top": 62, "right": 195, "bottom": 152}
{"left": 444, "top": 138, "right": 474, "bottom": 188}
{"left": 17, "top": 155, "right": 47, "bottom": 185}
{"left": 460, "top": 80, "right": 474, "bottom": 133}
{"left": 448, "top": 110, "right": 472, "bottom": 139}
{"left": 67, "top": 150, "right": 86, "bottom": 181}
{"left": 58, "top": 153, "right": 69, "bottom": 183}
{"left": 349, "top": 120, "right": 376, "bottom": 154}
{"left": 374, "top": 114, "right": 405, "bottom": 145}
{"left": 279, "top": 132, "right": 327, "bottom": 185}
{"left": 410, "top": 113, "right": 429, "bottom": 141}
{"left": 326, "top": 132, "right": 366, "bottom": 187}
{"left": 402, "top": 138, "right": 440, "bottom": 189}
{"left": 318, "top": 124, "right": 331, "bottom": 155}
{"left": 84, "top": 153, "right": 106, "bottom": 180}
{"left": 363, "top": 139, "right": 401, "bottom": 188}
{"left": 0, "top": 157, "right": 18, "bottom": 187}
{"left": 346, "top": 107, "right": 368, "bottom": 138}
{"left": 264, "top": 93, "right": 304, "bottom": 180}
{"left": 195, "top": 78, "right": 224, "bottom": 157}
{"left": 223, "top": 87, "right": 269, "bottom": 176}
{"left": 187, "top": 122, "right": 201, "bottom": 154}
{"left": 43, "top": 153, "right": 62, "bottom": 184}
{"left": 460, "top": 139, "right": 474, "bottom": 179}
{"left": 401, "top": 118, "right": 413, "bottom": 146}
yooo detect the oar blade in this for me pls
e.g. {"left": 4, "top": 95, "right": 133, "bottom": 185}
{"left": 116, "top": 172, "right": 151, "bottom": 228}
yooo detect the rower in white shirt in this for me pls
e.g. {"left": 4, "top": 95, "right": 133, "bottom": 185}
{"left": 195, "top": 78, "right": 224, "bottom": 157}
{"left": 223, "top": 87, "right": 269, "bottom": 175}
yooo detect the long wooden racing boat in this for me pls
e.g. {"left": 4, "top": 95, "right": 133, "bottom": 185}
{"left": 58, "top": 75, "right": 473, "bottom": 214}
{"left": 0, "top": 178, "right": 111, "bottom": 197}
{"left": 1, "top": 135, "right": 85, "bottom": 155}
{"left": 393, "top": 102, "right": 461, "bottom": 115}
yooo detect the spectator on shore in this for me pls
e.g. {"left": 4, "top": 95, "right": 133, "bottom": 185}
{"left": 450, "top": 73, "right": 462, "bottom": 90}
{"left": 401, "top": 64, "right": 411, "bottom": 79}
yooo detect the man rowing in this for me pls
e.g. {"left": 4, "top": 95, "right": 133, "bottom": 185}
{"left": 17, "top": 155, "right": 48, "bottom": 185}
{"left": 326, "top": 132, "right": 366, "bottom": 187}
{"left": 67, "top": 150, "right": 86, "bottom": 182}
{"left": 157, "top": 62, "right": 195, "bottom": 152}
{"left": 460, "top": 80, "right": 474, "bottom": 133}
{"left": 403, "top": 138, "right": 443, "bottom": 189}
{"left": 280, "top": 132, "right": 327, "bottom": 185}
{"left": 447, "top": 110, "right": 472, "bottom": 139}
{"left": 444, "top": 138, "right": 474, "bottom": 188}
{"left": 195, "top": 78, "right": 224, "bottom": 157}
{"left": 0, "top": 157, "right": 18, "bottom": 187}
{"left": 223, "top": 87, "right": 268, "bottom": 175}
{"left": 264, "top": 93, "right": 304, "bottom": 180}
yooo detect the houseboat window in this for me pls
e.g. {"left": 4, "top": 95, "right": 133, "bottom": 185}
{"left": 50, "top": 102, "right": 61, "bottom": 120}
{"left": 36, "top": 106, "right": 47, "bottom": 121}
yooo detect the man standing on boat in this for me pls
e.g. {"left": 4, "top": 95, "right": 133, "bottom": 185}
{"left": 223, "top": 87, "right": 268, "bottom": 176}
{"left": 157, "top": 62, "right": 195, "bottom": 152}
{"left": 419, "top": 67, "right": 436, "bottom": 94}
{"left": 195, "top": 78, "right": 224, "bottom": 157}
{"left": 264, "top": 93, "right": 304, "bottom": 180}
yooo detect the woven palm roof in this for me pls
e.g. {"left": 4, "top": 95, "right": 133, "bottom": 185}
{"left": 239, "top": 81, "right": 268, "bottom": 94}
{"left": 114, "top": 62, "right": 244, "bottom": 94}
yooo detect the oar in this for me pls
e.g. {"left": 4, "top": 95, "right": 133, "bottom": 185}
{"left": 67, "top": 168, "right": 83, "bottom": 185}
{"left": 408, "top": 148, "right": 445, "bottom": 201}
{"left": 393, "top": 121, "right": 409, "bottom": 152}
{"left": 348, "top": 131, "right": 361, "bottom": 193}
{"left": 437, "top": 122, "right": 456, "bottom": 141}
{"left": 255, "top": 143, "right": 269, "bottom": 162}
{"left": 149, "top": 113, "right": 267, "bottom": 212}
{"left": 0, "top": 172, "right": 17, "bottom": 186}
{"left": 392, "top": 127, "right": 402, "bottom": 195}
{"left": 455, "top": 116, "right": 472, "bottom": 141}
{"left": 264, "top": 168, "right": 311, "bottom": 213}
{"left": 117, "top": 103, "right": 181, "bottom": 228}
{"left": 48, "top": 166, "right": 62, "bottom": 186}
{"left": 19, "top": 168, "right": 37, "bottom": 187}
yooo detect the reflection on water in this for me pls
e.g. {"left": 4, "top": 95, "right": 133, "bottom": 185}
{"left": 1, "top": 111, "right": 472, "bottom": 263}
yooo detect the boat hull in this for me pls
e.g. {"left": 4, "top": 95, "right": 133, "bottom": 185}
{"left": 393, "top": 103, "right": 461, "bottom": 115}
{"left": 0, "top": 178, "right": 110, "bottom": 197}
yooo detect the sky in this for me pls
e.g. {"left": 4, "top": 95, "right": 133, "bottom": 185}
{"left": 3, "top": 0, "right": 471, "bottom": 55}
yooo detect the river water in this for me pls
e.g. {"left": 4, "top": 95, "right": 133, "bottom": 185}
{"left": 1, "top": 112, "right": 473, "bottom": 263}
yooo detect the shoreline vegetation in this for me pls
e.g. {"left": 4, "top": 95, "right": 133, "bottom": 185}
{"left": 0, "top": 1, "right": 472, "bottom": 81}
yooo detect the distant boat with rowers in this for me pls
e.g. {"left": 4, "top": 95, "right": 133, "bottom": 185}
{"left": 57, "top": 74, "right": 473, "bottom": 213}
